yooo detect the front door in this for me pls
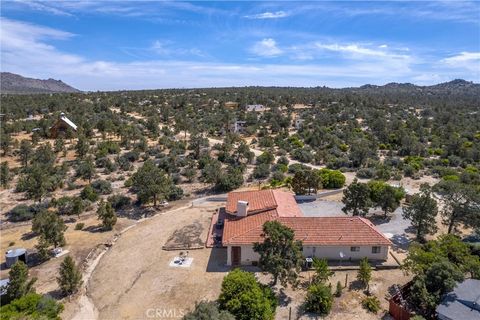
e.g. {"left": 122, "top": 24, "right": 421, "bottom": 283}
{"left": 232, "top": 246, "right": 241, "bottom": 266}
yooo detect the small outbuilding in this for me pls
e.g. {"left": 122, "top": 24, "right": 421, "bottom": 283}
{"left": 49, "top": 112, "right": 77, "bottom": 138}
{"left": 5, "top": 248, "right": 27, "bottom": 268}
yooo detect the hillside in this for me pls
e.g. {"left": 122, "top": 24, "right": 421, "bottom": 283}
{"left": 0, "top": 72, "right": 80, "bottom": 94}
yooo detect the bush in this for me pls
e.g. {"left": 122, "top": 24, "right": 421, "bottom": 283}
{"left": 304, "top": 283, "right": 333, "bottom": 315}
{"left": 80, "top": 185, "right": 99, "bottom": 202}
{"left": 219, "top": 269, "right": 276, "bottom": 320}
{"left": 317, "top": 169, "right": 346, "bottom": 189}
{"left": 167, "top": 186, "right": 184, "bottom": 201}
{"left": 362, "top": 296, "right": 381, "bottom": 313}
{"left": 0, "top": 293, "right": 64, "bottom": 320}
{"left": 357, "top": 168, "right": 376, "bottom": 179}
{"left": 8, "top": 204, "right": 35, "bottom": 222}
{"left": 335, "top": 281, "right": 343, "bottom": 297}
{"left": 107, "top": 194, "right": 131, "bottom": 210}
{"left": 253, "top": 163, "right": 271, "bottom": 179}
{"left": 183, "top": 301, "right": 235, "bottom": 320}
{"left": 74, "top": 223, "right": 84, "bottom": 230}
{"left": 91, "top": 179, "right": 112, "bottom": 195}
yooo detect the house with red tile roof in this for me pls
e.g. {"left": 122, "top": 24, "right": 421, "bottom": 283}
{"left": 220, "top": 189, "right": 392, "bottom": 266}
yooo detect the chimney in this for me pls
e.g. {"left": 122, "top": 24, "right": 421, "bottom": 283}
{"left": 237, "top": 201, "right": 249, "bottom": 217}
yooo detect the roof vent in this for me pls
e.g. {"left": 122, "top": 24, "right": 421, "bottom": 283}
{"left": 237, "top": 201, "right": 249, "bottom": 217}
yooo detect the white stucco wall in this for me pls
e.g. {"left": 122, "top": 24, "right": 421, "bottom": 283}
{"left": 226, "top": 244, "right": 389, "bottom": 265}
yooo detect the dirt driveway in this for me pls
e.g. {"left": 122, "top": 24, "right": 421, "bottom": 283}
{"left": 66, "top": 201, "right": 227, "bottom": 320}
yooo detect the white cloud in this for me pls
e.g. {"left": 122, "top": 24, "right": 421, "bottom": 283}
{"left": 1, "top": 18, "right": 478, "bottom": 91}
{"left": 442, "top": 51, "right": 480, "bottom": 63}
{"left": 244, "top": 11, "right": 289, "bottom": 19}
{"left": 251, "top": 38, "right": 283, "bottom": 57}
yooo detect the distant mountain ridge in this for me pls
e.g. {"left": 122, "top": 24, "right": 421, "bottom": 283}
{"left": 0, "top": 72, "right": 80, "bottom": 94}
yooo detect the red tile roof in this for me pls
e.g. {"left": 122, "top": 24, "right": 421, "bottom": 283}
{"left": 222, "top": 190, "right": 391, "bottom": 246}
{"left": 223, "top": 216, "right": 392, "bottom": 246}
{"left": 225, "top": 190, "right": 302, "bottom": 217}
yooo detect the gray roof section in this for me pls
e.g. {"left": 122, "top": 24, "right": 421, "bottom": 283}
{"left": 436, "top": 279, "right": 480, "bottom": 320}
{"left": 5, "top": 248, "right": 26, "bottom": 258}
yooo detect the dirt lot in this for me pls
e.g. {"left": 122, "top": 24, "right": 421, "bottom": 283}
{"left": 64, "top": 200, "right": 225, "bottom": 320}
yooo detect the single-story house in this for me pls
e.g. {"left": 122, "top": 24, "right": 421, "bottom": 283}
{"left": 436, "top": 279, "right": 480, "bottom": 320}
{"left": 245, "top": 104, "right": 266, "bottom": 112}
{"left": 49, "top": 112, "right": 77, "bottom": 138}
{"left": 221, "top": 190, "right": 391, "bottom": 266}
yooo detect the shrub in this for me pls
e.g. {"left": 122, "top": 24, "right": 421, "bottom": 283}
{"left": 167, "top": 186, "right": 184, "bottom": 201}
{"left": 91, "top": 179, "right": 112, "bottom": 195}
{"left": 362, "top": 296, "right": 381, "bottom": 313}
{"left": 0, "top": 293, "right": 64, "bottom": 320}
{"left": 253, "top": 163, "right": 271, "bottom": 179}
{"left": 8, "top": 205, "right": 35, "bottom": 222}
{"left": 183, "top": 301, "right": 235, "bottom": 320}
{"left": 304, "top": 283, "right": 333, "bottom": 315}
{"left": 219, "top": 269, "right": 276, "bottom": 320}
{"left": 317, "top": 169, "right": 346, "bottom": 189}
{"left": 356, "top": 168, "right": 375, "bottom": 179}
{"left": 335, "top": 281, "right": 343, "bottom": 297}
{"left": 80, "top": 185, "right": 99, "bottom": 202}
{"left": 74, "top": 223, "right": 84, "bottom": 230}
{"left": 107, "top": 194, "right": 131, "bottom": 210}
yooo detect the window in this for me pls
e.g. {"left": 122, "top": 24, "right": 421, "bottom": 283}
{"left": 350, "top": 246, "right": 360, "bottom": 252}
{"left": 372, "top": 246, "right": 381, "bottom": 254}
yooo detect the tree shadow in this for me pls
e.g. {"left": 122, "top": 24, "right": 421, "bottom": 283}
{"left": 348, "top": 279, "right": 365, "bottom": 291}
{"left": 83, "top": 225, "right": 105, "bottom": 233}
{"left": 367, "top": 214, "right": 393, "bottom": 225}
{"left": 21, "top": 231, "right": 36, "bottom": 241}
{"left": 44, "top": 288, "right": 63, "bottom": 300}
{"left": 277, "top": 288, "right": 292, "bottom": 307}
{"left": 390, "top": 233, "right": 411, "bottom": 250}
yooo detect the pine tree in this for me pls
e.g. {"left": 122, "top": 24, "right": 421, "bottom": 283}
{"left": 57, "top": 256, "right": 82, "bottom": 296}
{"left": 97, "top": 200, "right": 117, "bottom": 230}
{"left": 1, "top": 161, "right": 10, "bottom": 188}
{"left": 342, "top": 179, "right": 371, "bottom": 216}
{"left": 4, "top": 261, "right": 37, "bottom": 304}
{"left": 357, "top": 257, "right": 372, "bottom": 292}
{"left": 402, "top": 184, "right": 438, "bottom": 242}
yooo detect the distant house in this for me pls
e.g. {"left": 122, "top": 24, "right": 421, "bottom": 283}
{"left": 230, "top": 120, "right": 247, "bottom": 134}
{"left": 245, "top": 104, "right": 266, "bottom": 112}
{"left": 224, "top": 101, "right": 239, "bottom": 109}
{"left": 436, "top": 279, "right": 480, "bottom": 320}
{"left": 294, "top": 118, "right": 305, "bottom": 130}
{"left": 49, "top": 112, "right": 77, "bottom": 138}
{"left": 218, "top": 190, "right": 391, "bottom": 266}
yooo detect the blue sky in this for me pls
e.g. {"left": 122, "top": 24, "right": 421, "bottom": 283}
{"left": 1, "top": 1, "right": 479, "bottom": 91}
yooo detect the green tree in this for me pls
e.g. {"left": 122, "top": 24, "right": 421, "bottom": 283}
{"left": 32, "top": 210, "right": 67, "bottom": 250}
{"left": 215, "top": 167, "right": 244, "bottom": 192}
{"left": 291, "top": 170, "right": 309, "bottom": 195}
{"left": 357, "top": 257, "right": 372, "bottom": 292}
{"left": 410, "top": 261, "right": 464, "bottom": 315}
{"left": 23, "top": 164, "right": 50, "bottom": 202}
{"left": 1, "top": 161, "right": 10, "bottom": 188}
{"left": 97, "top": 200, "right": 117, "bottom": 230}
{"left": 218, "top": 269, "right": 276, "bottom": 320}
{"left": 57, "top": 256, "right": 83, "bottom": 296}
{"left": 342, "top": 179, "right": 371, "bottom": 216}
{"left": 54, "top": 137, "right": 65, "bottom": 154}
{"left": 402, "top": 184, "right": 438, "bottom": 242}
{"left": 0, "top": 293, "right": 63, "bottom": 320}
{"left": 304, "top": 283, "right": 333, "bottom": 315}
{"left": 76, "top": 157, "right": 95, "bottom": 183}
{"left": 131, "top": 160, "right": 171, "bottom": 206}
{"left": 377, "top": 185, "right": 403, "bottom": 218}
{"left": 183, "top": 301, "right": 235, "bottom": 320}
{"left": 316, "top": 169, "right": 346, "bottom": 189}
{"left": 4, "top": 261, "right": 37, "bottom": 304}
{"left": 435, "top": 180, "right": 480, "bottom": 234}
{"left": 253, "top": 221, "right": 303, "bottom": 286}
{"left": 19, "top": 140, "right": 33, "bottom": 168}
{"left": 80, "top": 184, "right": 99, "bottom": 202}
{"left": 312, "top": 258, "right": 334, "bottom": 284}
{"left": 75, "top": 134, "right": 90, "bottom": 158}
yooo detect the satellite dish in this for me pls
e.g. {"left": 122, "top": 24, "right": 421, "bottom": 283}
{"left": 339, "top": 251, "right": 345, "bottom": 258}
